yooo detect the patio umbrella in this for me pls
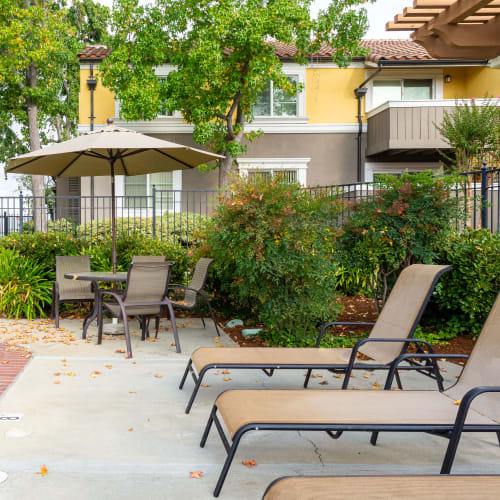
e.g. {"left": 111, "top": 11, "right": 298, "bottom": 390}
{"left": 7, "top": 120, "right": 223, "bottom": 273}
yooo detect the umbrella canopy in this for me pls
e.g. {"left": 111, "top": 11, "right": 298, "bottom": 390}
{"left": 7, "top": 122, "right": 223, "bottom": 273}
{"left": 7, "top": 124, "right": 221, "bottom": 177}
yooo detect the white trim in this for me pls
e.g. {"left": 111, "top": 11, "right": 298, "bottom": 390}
{"left": 364, "top": 68, "right": 444, "bottom": 112}
{"left": 237, "top": 157, "right": 310, "bottom": 187}
{"left": 364, "top": 161, "right": 441, "bottom": 182}
{"left": 366, "top": 98, "right": 500, "bottom": 119}
{"left": 489, "top": 56, "right": 500, "bottom": 68}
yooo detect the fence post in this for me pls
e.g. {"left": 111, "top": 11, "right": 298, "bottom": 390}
{"left": 3, "top": 211, "right": 8, "bottom": 236}
{"left": 152, "top": 184, "right": 156, "bottom": 237}
{"left": 19, "top": 192, "right": 24, "bottom": 234}
{"left": 480, "top": 162, "right": 489, "bottom": 230}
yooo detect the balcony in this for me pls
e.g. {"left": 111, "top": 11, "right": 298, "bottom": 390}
{"left": 365, "top": 99, "right": 486, "bottom": 158}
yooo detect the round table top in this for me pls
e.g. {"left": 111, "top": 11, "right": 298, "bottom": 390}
{"left": 64, "top": 271, "right": 128, "bottom": 283}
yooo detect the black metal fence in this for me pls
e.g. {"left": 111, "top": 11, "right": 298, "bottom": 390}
{"left": 1, "top": 167, "right": 499, "bottom": 243}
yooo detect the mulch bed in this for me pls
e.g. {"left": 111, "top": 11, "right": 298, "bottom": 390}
{"left": 0, "top": 343, "right": 32, "bottom": 397}
{"left": 220, "top": 296, "right": 475, "bottom": 363}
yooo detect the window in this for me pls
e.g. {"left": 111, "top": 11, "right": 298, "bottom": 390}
{"left": 247, "top": 170, "right": 298, "bottom": 183}
{"left": 372, "top": 79, "right": 432, "bottom": 108}
{"left": 253, "top": 76, "right": 298, "bottom": 117}
{"left": 158, "top": 77, "right": 174, "bottom": 117}
{"left": 124, "top": 172, "right": 174, "bottom": 210}
{"left": 238, "top": 158, "right": 310, "bottom": 187}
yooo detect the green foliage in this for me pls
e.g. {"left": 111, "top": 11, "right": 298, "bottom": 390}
{"left": 0, "top": 248, "right": 52, "bottom": 319}
{"left": 337, "top": 172, "right": 463, "bottom": 305}
{"left": 101, "top": 0, "right": 372, "bottom": 184}
{"left": 438, "top": 97, "right": 500, "bottom": 171}
{"left": 77, "top": 213, "right": 209, "bottom": 246}
{"left": 201, "top": 176, "right": 341, "bottom": 344}
{"left": 424, "top": 229, "right": 500, "bottom": 336}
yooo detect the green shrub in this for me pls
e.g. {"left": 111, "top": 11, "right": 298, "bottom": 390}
{"left": 77, "top": 213, "right": 209, "bottom": 246}
{"left": 48, "top": 218, "right": 78, "bottom": 234}
{"left": 201, "top": 176, "right": 342, "bottom": 345}
{"left": 423, "top": 229, "right": 500, "bottom": 336}
{"left": 337, "top": 172, "right": 463, "bottom": 305}
{"left": 0, "top": 248, "right": 52, "bottom": 319}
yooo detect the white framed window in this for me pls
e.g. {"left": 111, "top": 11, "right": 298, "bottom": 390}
{"left": 116, "top": 170, "right": 182, "bottom": 213}
{"left": 364, "top": 162, "right": 442, "bottom": 182}
{"left": 237, "top": 158, "right": 310, "bottom": 187}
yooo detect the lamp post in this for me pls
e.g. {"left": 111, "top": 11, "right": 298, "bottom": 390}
{"left": 86, "top": 63, "right": 97, "bottom": 219}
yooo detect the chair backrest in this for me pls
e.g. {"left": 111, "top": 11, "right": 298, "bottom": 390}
{"left": 132, "top": 255, "right": 166, "bottom": 263}
{"left": 55, "top": 255, "right": 92, "bottom": 300}
{"left": 184, "top": 258, "right": 214, "bottom": 305}
{"left": 124, "top": 262, "right": 172, "bottom": 305}
{"left": 358, "top": 264, "right": 452, "bottom": 364}
{"left": 445, "top": 291, "right": 500, "bottom": 424}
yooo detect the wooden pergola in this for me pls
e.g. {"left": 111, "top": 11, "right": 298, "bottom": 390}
{"left": 386, "top": 0, "right": 500, "bottom": 59}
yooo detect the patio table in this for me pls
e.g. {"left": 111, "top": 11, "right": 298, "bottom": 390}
{"left": 64, "top": 271, "right": 128, "bottom": 338}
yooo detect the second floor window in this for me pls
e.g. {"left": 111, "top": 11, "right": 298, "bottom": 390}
{"left": 253, "top": 76, "right": 298, "bottom": 117}
{"left": 124, "top": 172, "right": 174, "bottom": 210}
{"left": 373, "top": 79, "right": 432, "bottom": 108}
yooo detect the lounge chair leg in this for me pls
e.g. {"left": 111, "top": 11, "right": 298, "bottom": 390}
{"left": 395, "top": 370, "right": 403, "bottom": 390}
{"left": 432, "top": 360, "right": 444, "bottom": 391}
{"left": 185, "top": 370, "right": 205, "bottom": 414}
{"left": 497, "top": 431, "right": 500, "bottom": 447}
{"left": 179, "top": 359, "right": 192, "bottom": 390}
{"left": 200, "top": 405, "right": 217, "bottom": 448}
{"left": 213, "top": 431, "right": 244, "bottom": 497}
{"left": 441, "top": 429, "right": 462, "bottom": 474}
{"left": 304, "top": 369, "right": 313, "bottom": 388}
{"left": 201, "top": 316, "right": 206, "bottom": 329}
{"left": 165, "top": 301, "right": 181, "bottom": 353}
{"left": 145, "top": 317, "right": 150, "bottom": 338}
{"left": 97, "top": 303, "right": 104, "bottom": 344}
{"left": 140, "top": 317, "right": 147, "bottom": 341}
{"left": 55, "top": 296, "right": 59, "bottom": 329}
{"left": 326, "top": 430, "right": 344, "bottom": 440}
{"left": 370, "top": 431, "right": 379, "bottom": 446}
{"left": 155, "top": 315, "right": 160, "bottom": 338}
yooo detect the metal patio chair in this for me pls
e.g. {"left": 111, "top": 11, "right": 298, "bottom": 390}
{"left": 168, "top": 257, "right": 220, "bottom": 337}
{"left": 201, "top": 289, "right": 500, "bottom": 497}
{"left": 51, "top": 255, "right": 94, "bottom": 328}
{"left": 97, "top": 261, "right": 180, "bottom": 357}
{"left": 180, "top": 264, "right": 452, "bottom": 413}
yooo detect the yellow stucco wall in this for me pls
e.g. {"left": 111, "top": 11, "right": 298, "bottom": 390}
{"left": 306, "top": 67, "right": 365, "bottom": 123}
{"left": 442, "top": 67, "right": 467, "bottom": 99}
{"left": 465, "top": 67, "right": 500, "bottom": 98}
{"left": 79, "top": 68, "right": 116, "bottom": 125}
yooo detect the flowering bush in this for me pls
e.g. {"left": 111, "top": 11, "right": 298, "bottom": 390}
{"left": 201, "top": 176, "right": 342, "bottom": 345}
{"left": 337, "top": 172, "right": 463, "bottom": 307}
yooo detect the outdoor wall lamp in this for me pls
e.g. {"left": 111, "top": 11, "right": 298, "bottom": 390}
{"left": 444, "top": 74, "right": 452, "bottom": 84}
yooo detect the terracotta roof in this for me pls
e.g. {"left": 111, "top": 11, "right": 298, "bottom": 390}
{"left": 77, "top": 39, "right": 436, "bottom": 63}
{"left": 77, "top": 45, "right": 111, "bottom": 60}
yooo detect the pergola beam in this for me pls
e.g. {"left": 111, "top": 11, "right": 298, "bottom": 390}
{"left": 431, "top": 16, "right": 500, "bottom": 46}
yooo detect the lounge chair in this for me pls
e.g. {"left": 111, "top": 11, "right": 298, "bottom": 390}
{"left": 169, "top": 257, "right": 220, "bottom": 338}
{"left": 201, "top": 290, "right": 500, "bottom": 496}
{"left": 98, "top": 261, "right": 179, "bottom": 357}
{"left": 51, "top": 255, "right": 94, "bottom": 328}
{"left": 180, "top": 264, "right": 451, "bottom": 413}
{"left": 263, "top": 475, "right": 500, "bottom": 500}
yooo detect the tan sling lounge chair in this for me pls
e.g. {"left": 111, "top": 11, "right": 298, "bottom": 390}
{"left": 180, "top": 264, "right": 452, "bottom": 413}
{"left": 201, "top": 290, "right": 500, "bottom": 497}
{"left": 262, "top": 475, "right": 500, "bottom": 500}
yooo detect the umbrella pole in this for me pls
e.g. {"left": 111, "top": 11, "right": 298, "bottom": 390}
{"left": 110, "top": 160, "right": 117, "bottom": 275}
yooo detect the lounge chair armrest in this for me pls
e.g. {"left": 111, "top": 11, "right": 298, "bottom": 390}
{"left": 454, "top": 386, "right": 500, "bottom": 424}
{"left": 385, "top": 352, "right": 469, "bottom": 390}
{"left": 315, "top": 321, "right": 376, "bottom": 347}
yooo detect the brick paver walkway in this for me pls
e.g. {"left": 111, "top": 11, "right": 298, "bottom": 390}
{"left": 0, "top": 343, "right": 31, "bottom": 397}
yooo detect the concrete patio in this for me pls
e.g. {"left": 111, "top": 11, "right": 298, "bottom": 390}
{"left": 0, "top": 316, "right": 499, "bottom": 499}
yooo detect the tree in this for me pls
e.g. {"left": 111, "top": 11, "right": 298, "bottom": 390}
{"left": 0, "top": 0, "right": 109, "bottom": 231}
{"left": 101, "top": 0, "right": 372, "bottom": 187}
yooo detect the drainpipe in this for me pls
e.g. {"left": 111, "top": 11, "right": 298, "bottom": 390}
{"left": 86, "top": 63, "right": 97, "bottom": 218}
{"left": 354, "top": 61, "right": 384, "bottom": 182}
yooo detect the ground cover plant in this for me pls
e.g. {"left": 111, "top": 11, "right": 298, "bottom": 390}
{"left": 336, "top": 172, "right": 463, "bottom": 310}
{"left": 201, "top": 176, "right": 342, "bottom": 346}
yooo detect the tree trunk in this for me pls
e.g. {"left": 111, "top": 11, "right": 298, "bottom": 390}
{"left": 218, "top": 152, "right": 237, "bottom": 188}
{"left": 26, "top": 63, "right": 47, "bottom": 233}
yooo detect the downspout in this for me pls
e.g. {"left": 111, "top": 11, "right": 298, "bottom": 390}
{"left": 87, "top": 63, "right": 97, "bottom": 218}
{"left": 354, "top": 60, "right": 384, "bottom": 182}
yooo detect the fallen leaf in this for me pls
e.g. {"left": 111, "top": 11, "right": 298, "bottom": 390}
{"left": 154, "top": 374, "right": 163, "bottom": 378}
{"left": 53, "top": 372, "right": 61, "bottom": 376}
{"left": 223, "top": 377, "right": 232, "bottom": 381}
{"left": 363, "top": 374, "right": 370, "bottom": 379}
{"left": 221, "top": 369, "right": 230, "bottom": 375}
{"left": 213, "top": 337, "right": 219, "bottom": 343}
{"left": 53, "top": 380, "right": 61, "bottom": 385}
{"left": 132, "top": 361, "right": 136, "bottom": 365}
{"left": 36, "top": 465, "right": 48, "bottom": 476}
{"left": 242, "top": 460, "right": 257, "bottom": 468}
{"left": 128, "top": 427, "right": 133, "bottom": 432}
{"left": 64, "top": 372, "right": 76, "bottom": 376}
{"left": 217, "top": 344, "right": 223, "bottom": 347}
{"left": 1, "top": 361, "right": 9, "bottom": 364}
{"left": 213, "top": 371, "right": 219, "bottom": 375}
{"left": 60, "top": 359, "right": 66, "bottom": 363}
{"left": 115, "top": 350, "right": 125, "bottom": 353}
{"left": 319, "top": 380, "right": 329, "bottom": 385}
{"left": 453, "top": 400, "right": 461, "bottom": 405}
{"left": 190, "top": 470, "right": 203, "bottom": 479}
{"left": 90, "top": 371, "right": 101, "bottom": 378}
{"left": 201, "top": 383, "right": 210, "bottom": 387}
{"left": 129, "top": 391, "right": 136, "bottom": 394}
{"left": 105, "top": 364, "right": 112, "bottom": 369}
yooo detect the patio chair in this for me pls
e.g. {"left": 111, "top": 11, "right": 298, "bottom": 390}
{"left": 51, "top": 255, "right": 94, "bottom": 328}
{"left": 168, "top": 257, "right": 220, "bottom": 338}
{"left": 97, "top": 261, "right": 180, "bottom": 358}
{"left": 263, "top": 475, "right": 500, "bottom": 500}
{"left": 201, "top": 290, "right": 500, "bottom": 497}
{"left": 180, "top": 264, "right": 451, "bottom": 413}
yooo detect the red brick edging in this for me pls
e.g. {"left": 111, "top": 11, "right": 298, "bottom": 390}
{"left": 0, "top": 343, "right": 32, "bottom": 397}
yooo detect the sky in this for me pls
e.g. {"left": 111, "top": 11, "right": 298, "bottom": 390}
{"left": 0, "top": 0, "right": 413, "bottom": 196}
